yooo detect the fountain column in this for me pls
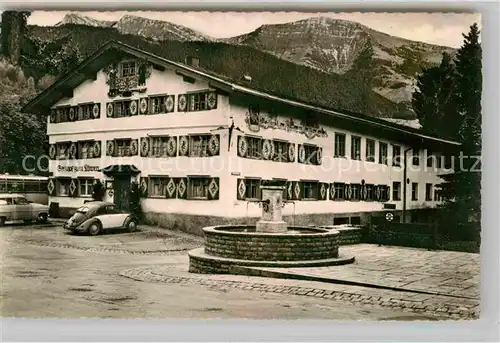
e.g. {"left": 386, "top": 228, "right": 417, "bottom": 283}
{"left": 256, "top": 185, "right": 288, "bottom": 233}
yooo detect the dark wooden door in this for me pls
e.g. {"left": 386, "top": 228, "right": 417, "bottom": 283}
{"left": 113, "top": 176, "right": 130, "bottom": 212}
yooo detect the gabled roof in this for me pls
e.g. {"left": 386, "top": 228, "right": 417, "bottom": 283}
{"left": 21, "top": 40, "right": 461, "bottom": 148}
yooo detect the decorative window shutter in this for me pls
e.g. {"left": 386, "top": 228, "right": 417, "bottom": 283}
{"left": 139, "top": 177, "right": 149, "bottom": 198}
{"left": 176, "top": 177, "right": 188, "bottom": 199}
{"left": 165, "top": 95, "right": 175, "bottom": 113}
{"left": 92, "top": 103, "right": 101, "bottom": 119}
{"left": 236, "top": 178, "right": 246, "bottom": 200}
{"left": 48, "top": 144, "right": 57, "bottom": 160}
{"left": 106, "top": 140, "right": 116, "bottom": 157}
{"left": 177, "top": 94, "right": 188, "bottom": 112}
{"left": 207, "top": 177, "right": 220, "bottom": 200}
{"left": 68, "top": 178, "right": 77, "bottom": 197}
{"left": 47, "top": 178, "right": 56, "bottom": 196}
{"left": 206, "top": 91, "right": 218, "bottom": 110}
{"left": 68, "top": 107, "right": 76, "bottom": 122}
{"left": 139, "top": 97, "right": 148, "bottom": 114}
{"left": 384, "top": 185, "right": 390, "bottom": 202}
{"left": 344, "top": 184, "right": 351, "bottom": 201}
{"left": 129, "top": 139, "right": 139, "bottom": 156}
{"left": 374, "top": 185, "right": 382, "bottom": 201}
{"left": 69, "top": 142, "right": 78, "bottom": 160}
{"left": 318, "top": 182, "right": 328, "bottom": 200}
{"left": 164, "top": 177, "right": 176, "bottom": 199}
{"left": 360, "top": 184, "right": 367, "bottom": 201}
{"left": 166, "top": 136, "right": 177, "bottom": 157}
{"left": 237, "top": 136, "right": 248, "bottom": 158}
{"left": 106, "top": 102, "right": 114, "bottom": 118}
{"left": 329, "top": 183, "right": 336, "bottom": 200}
{"left": 140, "top": 137, "right": 151, "bottom": 157}
{"left": 208, "top": 135, "right": 220, "bottom": 156}
{"left": 286, "top": 181, "right": 293, "bottom": 201}
{"left": 49, "top": 109, "right": 56, "bottom": 123}
{"left": 178, "top": 136, "right": 190, "bottom": 156}
{"left": 292, "top": 181, "right": 302, "bottom": 200}
{"left": 297, "top": 144, "right": 306, "bottom": 164}
{"left": 287, "top": 143, "right": 295, "bottom": 163}
{"left": 315, "top": 147, "right": 323, "bottom": 165}
{"left": 92, "top": 141, "right": 101, "bottom": 158}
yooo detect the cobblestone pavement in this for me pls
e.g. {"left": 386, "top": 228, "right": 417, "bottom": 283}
{"left": 250, "top": 244, "right": 480, "bottom": 299}
{"left": 0, "top": 224, "right": 478, "bottom": 320}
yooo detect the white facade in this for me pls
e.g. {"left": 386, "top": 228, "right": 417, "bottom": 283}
{"left": 43, "top": 50, "right": 455, "bottom": 220}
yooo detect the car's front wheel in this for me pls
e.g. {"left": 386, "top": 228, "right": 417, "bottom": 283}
{"left": 88, "top": 221, "right": 102, "bottom": 236}
{"left": 37, "top": 213, "right": 48, "bottom": 224}
{"left": 126, "top": 218, "right": 138, "bottom": 232}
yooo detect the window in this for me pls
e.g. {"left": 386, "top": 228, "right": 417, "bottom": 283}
{"left": 188, "top": 92, "right": 208, "bottom": 112}
{"left": 379, "top": 142, "right": 388, "bottom": 165}
{"left": 302, "top": 181, "right": 318, "bottom": 200}
{"left": 14, "top": 197, "right": 29, "bottom": 205}
{"left": 79, "top": 179, "right": 94, "bottom": 197}
{"left": 392, "top": 182, "right": 401, "bottom": 201}
{"left": 115, "top": 139, "right": 132, "bottom": 157}
{"left": 113, "top": 101, "right": 132, "bottom": 118}
{"left": 149, "top": 177, "right": 168, "bottom": 197}
{"left": 436, "top": 154, "right": 443, "bottom": 169}
{"left": 190, "top": 135, "right": 211, "bottom": 157}
{"left": 121, "top": 61, "right": 137, "bottom": 78}
{"left": 188, "top": 177, "right": 210, "bottom": 199}
{"left": 412, "top": 149, "right": 420, "bottom": 166}
{"left": 57, "top": 179, "right": 71, "bottom": 196}
{"left": 242, "top": 179, "right": 261, "bottom": 200}
{"left": 392, "top": 145, "right": 401, "bottom": 167}
{"left": 334, "top": 133, "right": 346, "bottom": 157}
{"left": 333, "top": 183, "right": 345, "bottom": 200}
{"left": 434, "top": 189, "right": 443, "bottom": 202}
{"left": 7, "top": 180, "right": 23, "bottom": 192}
{"left": 56, "top": 107, "right": 70, "bottom": 122}
{"left": 379, "top": 185, "right": 389, "bottom": 202}
{"left": 247, "top": 136, "right": 262, "bottom": 159}
{"left": 411, "top": 182, "right": 418, "bottom": 201}
{"left": 78, "top": 141, "right": 95, "bottom": 159}
{"left": 77, "top": 104, "right": 94, "bottom": 121}
{"left": 366, "top": 139, "right": 375, "bottom": 162}
{"left": 301, "top": 145, "right": 321, "bottom": 165}
{"left": 57, "top": 142, "right": 70, "bottom": 159}
{"left": 150, "top": 96, "right": 166, "bottom": 114}
{"left": 426, "top": 149, "right": 434, "bottom": 168}
{"left": 350, "top": 184, "right": 361, "bottom": 201}
{"left": 151, "top": 137, "right": 169, "bottom": 157}
{"left": 273, "top": 140, "right": 290, "bottom": 162}
{"left": 444, "top": 155, "right": 453, "bottom": 170}
{"left": 351, "top": 136, "right": 361, "bottom": 160}
{"left": 425, "top": 183, "right": 433, "bottom": 201}
{"left": 0, "top": 181, "right": 6, "bottom": 193}
{"left": 23, "top": 181, "right": 39, "bottom": 193}
{"left": 366, "top": 184, "right": 374, "bottom": 201}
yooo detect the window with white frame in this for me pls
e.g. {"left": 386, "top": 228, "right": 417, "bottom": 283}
{"left": 366, "top": 139, "right": 375, "bottom": 162}
{"left": 78, "top": 141, "right": 95, "bottom": 159}
{"left": 392, "top": 145, "right": 401, "bottom": 167}
{"left": 366, "top": 184, "right": 374, "bottom": 201}
{"left": 392, "top": 181, "right": 401, "bottom": 201}
{"left": 247, "top": 137, "right": 262, "bottom": 159}
{"left": 79, "top": 178, "right": 94, "bottom": 197}
{"left": 57, "top": 142, "right": 70, "bottom": 159}
{"left": 244, "top": 179, "right": 261, "bottom": 200}
{"left": 149, "top": 177, "right": 168, "bottom": 197}
{"left": 425, "top": 183, "right": 433, "bottom": 201}
{"left": 411, "top": 182, "right": 419, "bottom": 201}
{"left": 333, "top": 183, "right": 345, "bottom": 200}
{"left": 334, "top": 133, "right": 346, "bottom": 157}
{"left": 350, "top": 184, "right": 361, "bottom": 201}
{"left": 57, "top": 179, "right": 71, "bottom": 196}
{"left": 151, "top": 137, "right": 169, "bottom": 157}
{"left": 302, "top": 181, "right": 318, "bottom": 200}
{"left": 412, "top": 149, "right": 420, "bottom": 166}
{"left": 351, "top": 136, "right": 361, "bottom": 160}
{"left": 379, "top": 142, "right": 388, "bottom": 165}
{"left": 150, "top": 96, "right": 166, "bottom": 114}
{"left": 426, "top": 149, "right": 434, "bottom": 168}
{"left": 188, "top": 177, "right": 210, "bottom": 199}
{"left": 190, "top": 135, "right": 211, "bottom": 157}
{"left": 121, "top": 61, "right": 137, "bottom": 78}
{"left": 115, "top": 139, "right": 132, "bottom": 157}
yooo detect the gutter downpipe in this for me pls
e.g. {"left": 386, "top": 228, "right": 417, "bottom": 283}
{"left": 402, "top": 147, "right": 412, "bottom": 224}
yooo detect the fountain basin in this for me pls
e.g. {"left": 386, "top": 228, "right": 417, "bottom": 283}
{"left": 204, "top": 225, "right": 340, "bottom": 261}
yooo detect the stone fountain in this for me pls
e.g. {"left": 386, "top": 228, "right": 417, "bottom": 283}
{"left": 188, "top": 181, "right": 355, "bottom": 274}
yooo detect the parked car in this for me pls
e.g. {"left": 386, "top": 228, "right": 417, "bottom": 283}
{"left": 64, "top": 201, "right": 139, "bottom": 236}
{"left": 0, "top": 193, "right": 49, "bottom": 226}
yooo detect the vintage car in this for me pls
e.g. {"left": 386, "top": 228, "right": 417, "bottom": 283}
{"left": 64, "top": 201, "right": 139, "bottom": 236}
{"left": 0, "top": 193, "right": 49, "bottom": 226}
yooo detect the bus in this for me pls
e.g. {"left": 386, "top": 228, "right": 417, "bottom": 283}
{"left": 0, "top": 174, "right": 49, "bottom": 205}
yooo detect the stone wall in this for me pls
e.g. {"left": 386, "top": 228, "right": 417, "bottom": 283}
{"left": 320, "top": 226, "right": 364, "bottom": 245}
{"left": 203, "top": 226, "right": 339, "bottom": 261}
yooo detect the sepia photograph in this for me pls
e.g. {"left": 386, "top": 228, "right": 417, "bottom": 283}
{"left": 0, "top": 9, "right": 484, "bottom": 326}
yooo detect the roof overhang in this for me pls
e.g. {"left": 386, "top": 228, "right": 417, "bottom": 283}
{"left": 21, "top": 40, "right": 461, "bottom": 149}
{"left": 100, "top": 164, "right": 140, "bottom": 176}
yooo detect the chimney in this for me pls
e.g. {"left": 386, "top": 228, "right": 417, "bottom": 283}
{"left": 185, "top": 55, "right": 200, "bottom": 68}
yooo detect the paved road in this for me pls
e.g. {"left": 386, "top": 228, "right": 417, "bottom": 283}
{"left": 1, "top": 223, "right": 445, "bottom": 320}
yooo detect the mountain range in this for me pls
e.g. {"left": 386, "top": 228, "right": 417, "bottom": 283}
{"left": 54, "top": 12, "right": 455, "bottom": 107}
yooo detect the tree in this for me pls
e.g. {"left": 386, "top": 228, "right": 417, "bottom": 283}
{"left": 412, "top": 52, "right": 458, "bottom": 139}
{"left": 437, "top": 23, "right": 482, "bottom": 242}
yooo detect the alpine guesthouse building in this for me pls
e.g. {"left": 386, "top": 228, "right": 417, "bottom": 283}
{"left": 22, "top": 41, "right": 460, "bottom": 233}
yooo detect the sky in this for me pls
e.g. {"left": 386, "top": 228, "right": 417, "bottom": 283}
{"left": 22, "top": 11, "right": 481, "bottom": 48}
